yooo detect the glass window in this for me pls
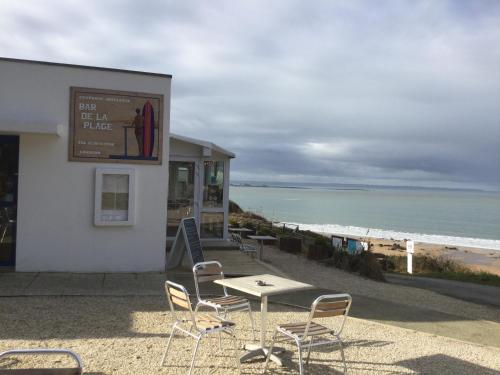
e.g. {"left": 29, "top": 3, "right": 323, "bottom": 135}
{"left": 200, "top": 212, "right": 224, "bottom": 238}
{"left": 203, "top": 161, "right": 224, "bottom": 208}
{"left": 167, "top": 162, "right": 195, "bottom": 236}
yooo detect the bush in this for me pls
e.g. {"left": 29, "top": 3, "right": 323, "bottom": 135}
{"left": 357, "top": 252, "right": 385, "bottom": 281}
{"left": 323, "top": 249, "right": 386, "bottom": 281}
{"left": 307, "top": 244, "right": 330, "bottom": 260}
{"left": 279, "top": 235, "right": 302, "bottom": 253}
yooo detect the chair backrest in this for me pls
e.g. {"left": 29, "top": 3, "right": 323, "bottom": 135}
{"left": 302, "top": 294, "right": 352, "bottom": 339}
{"left": 192, "top": 261, "right": 227, "bottom": 300}
{"left": 231, "top": 233, "right": 247, "bottom": 251}
{"left": 0, "top": 349, "right": 82, "bottom": 374}
{"left": 165, "top": 280, "right": 196, "bottom": 325}
{"left": 231, "top": 233, "right": 242, "bottom": 244}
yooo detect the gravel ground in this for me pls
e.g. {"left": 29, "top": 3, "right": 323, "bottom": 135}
{"left": 0, "top": 296, "right": 499, "bottom": 374}
{"left": 261, "top": 245, "right": 500, "bottom": 323}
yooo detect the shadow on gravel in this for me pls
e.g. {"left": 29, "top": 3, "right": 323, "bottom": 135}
{"left": 396, "top": 354, "right": 500, "bottom": 375}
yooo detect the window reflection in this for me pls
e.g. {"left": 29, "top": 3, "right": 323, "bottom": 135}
{"left": 167, "top": 162, "right": 195, "bottom": 236}
{"left": 203, "top": 161, "right": 224, "bottom": 208}
{"left": 201, "top": 212, "right": 224, "bottom": 238}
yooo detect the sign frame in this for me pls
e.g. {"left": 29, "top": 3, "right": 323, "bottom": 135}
{"left": 166, "top": 217, "right": 205, "bottom": 270}
{"left": 69, "top": 87, "right": 164, "bottom": 165}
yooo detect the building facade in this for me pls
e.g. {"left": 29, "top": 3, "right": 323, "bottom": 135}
{"left": 0, "top": 58, "right": 172, "bottom": 272}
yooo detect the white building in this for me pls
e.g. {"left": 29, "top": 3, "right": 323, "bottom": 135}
{"left": 0, "top": 57, "right": 233, "bottom": 272}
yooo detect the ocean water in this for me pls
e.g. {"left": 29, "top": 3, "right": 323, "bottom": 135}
{"left": 229, "top": 184, "right": 500, "bottom": 250}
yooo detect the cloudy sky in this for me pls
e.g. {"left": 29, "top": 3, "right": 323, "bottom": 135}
{"left": 1, "top": 0, "right": 499, "bottom": 190}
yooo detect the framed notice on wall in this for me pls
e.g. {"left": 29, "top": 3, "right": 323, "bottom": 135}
{"left": 69, "top": 87, "right": 163, "bottom": 164}
{"left": 94, "top": 167, "right": 136, "bottom": 226}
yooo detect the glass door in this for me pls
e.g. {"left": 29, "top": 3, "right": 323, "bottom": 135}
{"left": 167, "top": 161, "right": 196, "bottom": 237}
{"left": 0, "top": 135, "right": 19, "bottom": 267}
{"left": 200, "top": 160, "right": 225, "bottom": 239}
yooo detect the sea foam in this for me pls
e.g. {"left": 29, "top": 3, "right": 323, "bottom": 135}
{"left": 284, "top": 222, "right": 500, "bottom": 251}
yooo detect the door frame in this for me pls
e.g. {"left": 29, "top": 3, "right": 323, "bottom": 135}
{"left": 0, "top": 135, "right": 19, "bottom": 267}
{"left": 167, "top": 157, "right": 200, "bottom": 238}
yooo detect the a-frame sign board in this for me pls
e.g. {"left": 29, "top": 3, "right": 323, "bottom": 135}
{"left": 166, "top": 217, "right": 205, "bottom": 270}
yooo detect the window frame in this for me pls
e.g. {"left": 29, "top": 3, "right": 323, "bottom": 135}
{"left": 94, "top": 167, "right": 136, "bottom": 226}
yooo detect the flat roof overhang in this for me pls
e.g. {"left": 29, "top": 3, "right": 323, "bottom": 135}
{"left": 0, "top": 121, "right": 63, "bottom": 136}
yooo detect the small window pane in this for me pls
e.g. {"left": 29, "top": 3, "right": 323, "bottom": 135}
{"left": 101, "top": 174, "right": 129, "bottom": 221}
{"left": 201, "top": 213, "right": 224, "bottom": 238}
{"left": 167, "top": 162, "right": 195, "bottom": 236}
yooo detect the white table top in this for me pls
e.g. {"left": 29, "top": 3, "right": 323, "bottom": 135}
{"left": 228, "top": 227, "right": 254, "bottom": 232}
{"left": 248, "top": 235, "right": 277, "bottom": 240}
{"left": 214, "top": 274, "right": 313, "bottom": 297}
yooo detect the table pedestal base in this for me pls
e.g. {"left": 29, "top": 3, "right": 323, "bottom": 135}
{"left": 240, "top": 343, "right": 285, "bottom": 365}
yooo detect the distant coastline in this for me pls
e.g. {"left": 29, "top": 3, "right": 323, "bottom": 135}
{"left": 230, "top": 183, "right": 500, "bottom": 243}
{"left": 230, "top": 180, "right": 490, "bottom": 193}
{"left": 230, "top": 182, "right": 310, "bottom": 190}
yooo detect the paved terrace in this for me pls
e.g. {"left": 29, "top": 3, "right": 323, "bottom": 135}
{"left": 1, "top": 249, "right": 499, "bottom": 348}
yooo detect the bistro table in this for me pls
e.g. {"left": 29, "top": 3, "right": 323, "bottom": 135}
{"left": 247, "top": 235, "right": 277, "bottom": 261}
{"left": 214, "top": 274, "right": 313, "bottom": 365}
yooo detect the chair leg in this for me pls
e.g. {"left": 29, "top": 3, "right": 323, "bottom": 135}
{"left": 306, "top": 336, "right": 314, "bottom": 366}
{"left": 247, "top": 303, "right": 256, "bottom": 341}
{"left": 263, "top": 330, "right": 278, "bottom": 374}
{"left": 216, "top": 308, "right": 223, "bottom": 351}
{"left": 188, "top": 336, "right": 202, "bottom": 375}
{"left": 296, "top": 339, "right": 304, "bottom": 375}
{"left": 161, "top": 323, "right": 177, "bottom": 366}
{"left": 231, "top": 330, "right": 241, "bottom": 373}
{"left": 337, "top": 337, "right": 347, "bottom": 374}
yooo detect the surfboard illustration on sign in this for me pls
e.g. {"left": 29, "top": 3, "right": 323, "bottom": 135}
{"left": 142, "top": 101, "right": 155, "bottom": 158}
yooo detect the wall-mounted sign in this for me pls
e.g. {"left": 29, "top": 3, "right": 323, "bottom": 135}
{"left": 406, "top": 240, "right": 414, "bottom": 254}
{"left": 69, "top": 87, "right": 163, "bottom": 164}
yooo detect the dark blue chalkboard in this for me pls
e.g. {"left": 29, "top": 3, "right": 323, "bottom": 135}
{"left": 166, "top": 217, "right": 204, "bottom": 269}
{"left": 183, "top": 217, "right": 204, "bottom": 265}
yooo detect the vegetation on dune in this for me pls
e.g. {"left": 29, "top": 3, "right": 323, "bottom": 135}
{"left": 378, "top": 253, "right": 500, "bottom": 287}
{"left": 229, "top": 203, "right": 500, "bottom": 287}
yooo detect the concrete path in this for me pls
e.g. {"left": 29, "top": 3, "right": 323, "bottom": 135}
{"left": 385, "top": 273, "right": 500, "bottom": 308}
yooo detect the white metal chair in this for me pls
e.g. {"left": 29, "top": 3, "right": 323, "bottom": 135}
{"left": 193, "top": 261, "right": 256, "bottom": 341}
{"left": 161, "top": 280, "right": 240, "bottom": 375}
{"left": 264, "top": 294, "right": 352, "bottom": 374}
{"left": 0, "top": 349, "right": 83, "bottom": 374}
{"left": 231, "top": 233, "right": 257, "bottom": 256}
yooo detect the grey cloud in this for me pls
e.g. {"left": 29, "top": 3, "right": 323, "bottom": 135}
{"left": 0, "top": 0, "right": 499, "bottom": 189}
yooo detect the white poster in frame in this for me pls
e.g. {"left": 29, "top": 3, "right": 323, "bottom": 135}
{"left": 94, "top": 167, "right": 136, "bottom": 226}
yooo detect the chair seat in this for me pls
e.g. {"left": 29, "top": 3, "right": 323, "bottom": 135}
{"left": 204, "top": 295, "right": 248, "bottom": 307}
{"left": 195, "top": 313, "right": 235, "bottom": 331}
{"left": 279, "top": 321, "right": 333, "bottom": 337}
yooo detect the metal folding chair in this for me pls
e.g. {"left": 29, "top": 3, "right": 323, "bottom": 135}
{"left": 161, "top": 280, "right": 240, "bottom": 375}
{"left": 264, "top": 294, "right": 352, "bottom": 374}
{"left": 193, "top": 261, "right": 256, "bottom": 341}
{"left": 231, "top": 233, "right": 257, "bottom": 256}
{"left": 0, "top": 349, "right": 82, "bottom": 374}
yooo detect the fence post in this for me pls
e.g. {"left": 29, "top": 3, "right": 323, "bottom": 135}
{"left": 406, "top": 240, "right": 414, "bottom": 274}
